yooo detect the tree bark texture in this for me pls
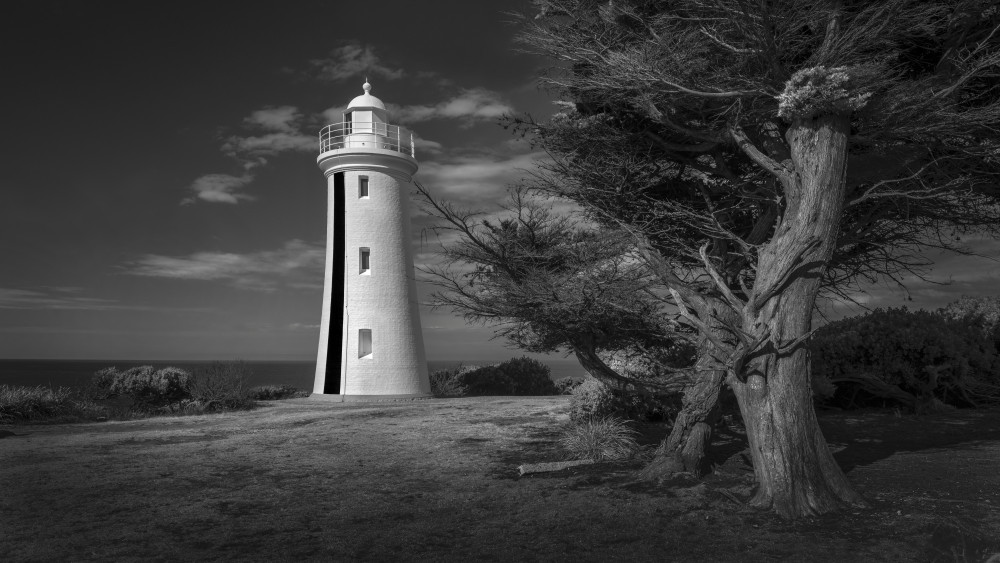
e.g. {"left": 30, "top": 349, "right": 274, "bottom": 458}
{"left": 639, "top": 309, "right": 735, "bottom": 479}
{"left": 572, "top": 337, "right": 725, "bottom": 479}
{"left": 732, "top": 114, "right": 867, "bottom": 518}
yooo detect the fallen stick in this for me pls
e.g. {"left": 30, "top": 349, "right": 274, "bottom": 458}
{"left": 518, "top": 459, "right": 595, "bottom": 476}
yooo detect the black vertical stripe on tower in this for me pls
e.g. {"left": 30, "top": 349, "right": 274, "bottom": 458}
{"left": 324, "top": 172, "right": 346, "bottom": 394}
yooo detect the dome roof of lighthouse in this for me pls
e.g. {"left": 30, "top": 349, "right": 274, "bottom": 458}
{"left": 347, "top": 81, "right": 386, "bottom": 110}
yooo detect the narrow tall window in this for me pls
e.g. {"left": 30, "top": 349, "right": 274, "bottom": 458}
{"left": 360, "top": 248, "right": 370, "bottom": 274}
{"left": 359, "top": 329, "right": 372, "bottom": 358}
{"left": 344, "top": 111, "right": 353, "bottom": 135}
{"left": 359, "top": 176, "right": 369, "bottom": 198}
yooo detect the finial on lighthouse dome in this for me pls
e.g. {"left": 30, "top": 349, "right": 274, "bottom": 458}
{"left": 348, "top": 79, "right": 385, "bottom": 110}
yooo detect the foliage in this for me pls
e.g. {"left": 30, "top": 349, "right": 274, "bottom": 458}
{"left": 85, "top": 367, "right": 119, "bottom": 399}
{"left": 0, "top": 385, "right": 76, "bottom": 423}
{"left": 189, "top": 362, "right": 254, "bottom": 411}
{"left": 455, "top": 357, "right": 560, "bottom": 396}
{"left": 939, "top": 295, "right": 1000, "bottom": 347}
{"left": 508, "top": 0, "right": 1000, "bottom": 517}
{"left": 429, "top": 365, "right": 469, "bottom": 398}
{"left": 497, "top": 357, "right": 559, "bottom": 394}
{"left": 559, "top": 416, "right": 640, "bottom": 461}
{"left": 554, "top": 377, "right": 583, "bottom": 395}
{"left": 569, "top": 377, "right": 677, "bottom": 423}
{"left": 249, "top": 385, "right": 308, "bottom": 400}
{"left": 109, "top": 366, "right": 192, "bottom": 410}
{"left": 810, "top": 308, "right": 1000, "bottom": 410}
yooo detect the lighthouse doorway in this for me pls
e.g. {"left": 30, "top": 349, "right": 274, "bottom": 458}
{"left": 324, "top": 172, "right": 346, "bottom": 394}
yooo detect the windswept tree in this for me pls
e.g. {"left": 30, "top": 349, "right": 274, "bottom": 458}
{"left": 500, "top": 0, "right": 1000, "bottom": 518}
{"left": 417, "top": 186, "right": 698, "bottom": 393}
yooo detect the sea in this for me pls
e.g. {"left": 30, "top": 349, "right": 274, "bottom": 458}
{"left": 0, "top": 358, "right": 587, "bottom": 390}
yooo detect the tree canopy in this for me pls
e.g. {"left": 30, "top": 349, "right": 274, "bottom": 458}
{"left": 423, "top": 0, "right": 1000, "bottom": 518}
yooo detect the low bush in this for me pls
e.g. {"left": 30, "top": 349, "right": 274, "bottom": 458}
{"left": 249, "top": 385, "right": 308, "bottom": 400}
{"left": 559, "top": 416, "right": 640, "bottom": 461}
{"left": 0, "top": 385, "right": 77, "bottom": 423}
{"left": 84, "top": 367, "right": 119, "bottom": 399}
{"left": 455, "top": 357, "right": 559, "bottom": 396}
{"left": 569, "top": 378, "right": 678, "bottom": 423}
{"left": 554, "top": 377, "right": 583, "bottom": 395}
{"left": 940, "top": 295, "right": 1000, "bottom": 349}
{"left": 495, "top": 357, "right": 559, "bottom": 395}
{"left": 429, "top": 366, "right": 469, "bottom": 397}
{"left": 109, "top": 366, "right": 192, "bottom": 410}
{"left": 810, "top": 307, "right": 1000, "bottom": 411}
{"left": 189, "top": 362, "right": 254, "bottom": 411}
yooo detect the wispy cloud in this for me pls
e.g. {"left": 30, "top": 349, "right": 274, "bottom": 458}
{"left": 243, "top": 106, "right": 302, "bottom": 133}
{"left": 0, "top": 287, "right": 120, "bottom": 310}
{"left": 181, "top": 173, "right": 255, "bottom": 205}
{"left": 125, "top": 240, "right": 325, "bottom": 292}
{"left": 182, "top": 106, "right": 316, "bottom": 205}
{"left": 310, "top": 42, "right": 405, "bottom": 82}
{"left": 417, "top": 150, "right": 545, "bottom": 203}
{"left": 391, "top": 88, "right": 514, "bottom": 125}
{"left": 0, "top": 287, "right": 206, "bottom": 312}
{"left": 223, "top": 105, "right": 315, "bottom": 168}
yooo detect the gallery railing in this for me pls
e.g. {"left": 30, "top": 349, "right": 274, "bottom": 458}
{"left": 318, "top": 122, "right": 415, "bottom": 158}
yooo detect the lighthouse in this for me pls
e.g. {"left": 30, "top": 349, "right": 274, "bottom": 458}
{"left": 312, "top": 81, "right": 431, "bottom": 400}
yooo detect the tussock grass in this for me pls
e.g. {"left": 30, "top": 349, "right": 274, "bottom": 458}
{"left": 0, "top": 385, "right": 78, "bottom": 423}
{"left": 249, "top": 385, "right": 309, "bottom": 400}
{"left": 559, "top": 416, "right": 641, "bottom": 462}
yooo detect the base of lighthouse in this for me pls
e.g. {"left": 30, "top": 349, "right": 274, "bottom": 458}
{"left": 311, "top": 150, "right": 431, "bottom": 400}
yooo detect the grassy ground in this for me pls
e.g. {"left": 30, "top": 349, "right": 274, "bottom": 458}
{"left": 2, "top": 397, "right": 999, "bottom": 562}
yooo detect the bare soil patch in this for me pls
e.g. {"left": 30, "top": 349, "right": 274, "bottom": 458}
{"left": 2, "top": 398, "right": 999, "bottom": 562}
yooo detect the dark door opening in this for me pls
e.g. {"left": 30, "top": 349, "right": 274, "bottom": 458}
{"left": 324, "top": 172, "right": 346, "bottom": 394}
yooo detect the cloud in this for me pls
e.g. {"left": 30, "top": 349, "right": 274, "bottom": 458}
{"left": 0, "top": 287, "right": 205, "bottom": 312}
{"left": 310, "top": 43, "right": 405, "bottom": 82}
{"left": 221, "top": 132, "right": 315, "bottom": 165}
{"left": 414, "top": 136, "right": 444, "bottom": 155}
{"left": 126, "top": 240, "right": 325, "bottom": 292}
{"left": 181, "top": 173, "right": 256, "bottom": 205}
{"left": 416, "top": 150, "right": 545, "bottom": 203}
{"left": 243, "top": 106, "right": 302, "bottom": 133}
{"left": 182, "top": 106, "right": 316, "bottom": 205}
{"left": 224, "top": 105, "right": 315, "bottom": 167}
{"left": 391, "top": 89, "right": 514, "bottom": 125}
{"left": 0, "top": 287, "right": 120, "bottom": 310}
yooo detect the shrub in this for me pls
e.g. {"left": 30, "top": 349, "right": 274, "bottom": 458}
{"left": 85, "top": 367, "right": 119, "bottom": 399}
{"left": 110, "top": 366, "right": 192, "bottom": 410}
{"left": 455, "top": 365, "right": 512, "bottom": 395}
{"left": 455, "top": 357, "right": 559, "bottom": 396}
{"left": 0, "top": 385, "right": 76, "bottom": 422}
{"left": 249, "top": 385, "right": 308, "bottom": 400}
{"left": 940, "top": 295, "right": 1000, "bottom": 348}
{"left": 555, "top": 377, "right": 583, "bottom": 395}
{"left": 429, "top": 366, "right": 469, "bottom": 397}
{"left": 559, "top": 416, "right": 640, "bottom": 461}
{"left": 810, "top": 307, "right": 1000, "bottom": 410}
{"left": 569, "top": 377, "right": 677, "bottom": 423}
{"left": 189, "top": 361, "right": 254, "bottom": 411}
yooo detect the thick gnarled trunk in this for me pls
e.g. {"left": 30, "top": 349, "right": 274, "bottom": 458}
{"left": 732, "top": 114, "right": 867, "bottom": 518}
{"left": 572, "top": 338, "right": 724, "bottom": 478}
{"left": 639, "top": 309, "right": 735, "bottom": 479}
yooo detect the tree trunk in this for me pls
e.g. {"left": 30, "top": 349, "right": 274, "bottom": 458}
{"left": 571, "top": 338, "right": 725, "bottom": 478}
{"left": 732, "top": 114, "right": 867, "bottom": 518}
{"left": 639, "top": 308, "right": 735, "bottom": 479}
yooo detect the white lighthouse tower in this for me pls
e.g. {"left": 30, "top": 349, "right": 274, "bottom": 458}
{"left": 312, "top": 81, "right": 431, "bottom": 400}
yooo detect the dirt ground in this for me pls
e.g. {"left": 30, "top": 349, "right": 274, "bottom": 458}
{"left": 2, "top": 397, "right": 999, "bottom": 562}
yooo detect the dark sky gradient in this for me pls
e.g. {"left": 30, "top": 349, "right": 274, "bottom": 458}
{"left": 1, "top": 1, "right": 997, "bottom": 361}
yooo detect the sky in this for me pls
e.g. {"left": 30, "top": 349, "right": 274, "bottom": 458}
{"left": 1, "top": 1, "right": 998, "bottom": 362}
